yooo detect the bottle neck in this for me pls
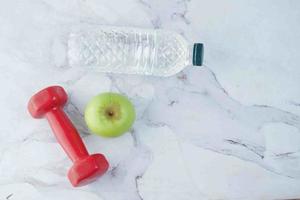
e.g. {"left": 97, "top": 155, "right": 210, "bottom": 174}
{"left": 188, "top": 45, "right": 194, "bottom": 66}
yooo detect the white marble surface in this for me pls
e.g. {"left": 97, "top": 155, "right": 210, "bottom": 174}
{"left": 1, "top": 0, "right": 300, "bottom": 199}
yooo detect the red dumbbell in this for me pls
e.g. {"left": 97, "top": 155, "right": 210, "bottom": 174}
{"left": 28, "top": 86, "right": 109, "bottom": 187}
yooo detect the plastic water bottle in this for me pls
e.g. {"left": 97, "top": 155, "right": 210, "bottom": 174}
{"left": 68, "top": 26, "right": 203, "bottom": 76}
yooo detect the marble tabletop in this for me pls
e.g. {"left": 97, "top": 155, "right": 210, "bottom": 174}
{"left": 1, "top": 0, "right": 300, "bottom": 199}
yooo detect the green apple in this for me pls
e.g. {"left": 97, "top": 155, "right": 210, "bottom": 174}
{"left": 84, "top": 92, "right": 135, "bottom": 137}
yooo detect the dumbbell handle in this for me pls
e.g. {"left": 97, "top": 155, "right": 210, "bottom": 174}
{"left": 46, "top": 107, "right": 89, "bottom": 162}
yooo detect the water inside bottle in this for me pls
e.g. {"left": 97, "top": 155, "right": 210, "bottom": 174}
{"left": 68, "top": 26, "right": 190, "bottom": 76}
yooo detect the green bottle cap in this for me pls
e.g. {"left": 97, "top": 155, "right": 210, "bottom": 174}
{"left": 192, "top": 43, "right": 204, "bottom": 66}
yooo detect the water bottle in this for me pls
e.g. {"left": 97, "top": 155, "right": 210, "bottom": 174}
{"left": 68, "top": 26, "right": 203, "bottom": 76}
